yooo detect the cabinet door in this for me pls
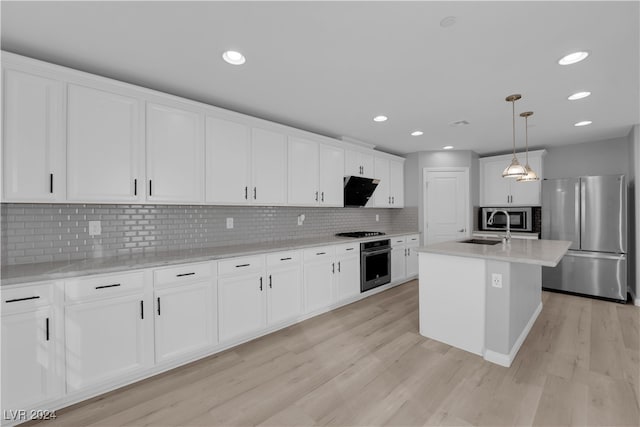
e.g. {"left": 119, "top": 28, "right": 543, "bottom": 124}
{"left": 391, "top": 246, "right": 407, "bottom": 282}
{"left": 146, "top": 102, "right": 204, "bottom": 203}
{"left": 67, "top": 84, "right": 142, "bottom": 202}
{"left": 360, "top": 152, "right": 375, "bottom": 178}
{"left": 480, "top": 158, "right": 511, "bottom": 206}
{"left": 511, "top": 154, "right": 543, "bottom": 205}
{"left": 345, "top": 149, "right": 363, "bottom": 176}
{"left": 218, "top": 274, "right": 265, "bottom": 342}
{"left": 206, "top": 116, "right": 251, "bottom": 204}
{"left": 406, "top": 243, "right": 419, "bottom": 277}
{"left": 65, "top": 294, "right": 152, "bottom": 392}
{"left": 373, "top": 157, "right": 390, "bottom": 207}
{"left": 3, "top": 69, "right": 65, "bottom": 202}
{"left": 1, "top": 307, "right": 59, "bottom": 411}
{"left": 267, "top": 267, "right": 302, "bottom": 325}
{"left": 288, "top": 137, "right": 319, "bottom": 205}
{"left": 154, "top": 281, "right": 216, "bottom": 364}
{"left": 304, "top": 261, "right": 334, "bottom": 313}
{"left": 336, "top": 255, "right": 360, "bottom": 301}
{"left": 252, "top": 128, "right": 287, "bottom": 205}
{"left": 389, "top": 159, "right": 404, "bottom": 207}
{"left": 319, "top": 144, "right": 344, "bottom": 206}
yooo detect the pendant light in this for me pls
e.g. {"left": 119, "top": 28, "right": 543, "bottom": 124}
{"left": 517, "top": 111, "right": 540, "bottom": 182}
{"left": 502, "top": 94, "right": 527, "bottom": 178}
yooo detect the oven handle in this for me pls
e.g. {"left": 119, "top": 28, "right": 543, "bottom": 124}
{"left": 362, "top": 248, "right": 391, "bottom": 256}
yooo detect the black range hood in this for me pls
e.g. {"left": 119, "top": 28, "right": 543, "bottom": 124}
{"left": 343, "top": 176, "right": 379, "bottom": 207}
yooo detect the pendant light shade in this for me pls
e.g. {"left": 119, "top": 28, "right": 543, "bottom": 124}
{"left": 502, "top": 94, "right": 527, "bottom": 178}
{"left": 516, "top": 111, "right": 540, "bottom": 182}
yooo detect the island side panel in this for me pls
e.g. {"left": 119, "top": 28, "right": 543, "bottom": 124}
{"left": 419, "top": 252, "right": 486, "bottom": 356}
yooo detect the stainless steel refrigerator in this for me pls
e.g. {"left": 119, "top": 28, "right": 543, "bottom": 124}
{"left": 542, "top": 175, "right": 627, "bottom": 301}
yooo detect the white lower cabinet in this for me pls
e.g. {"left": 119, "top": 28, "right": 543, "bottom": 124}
{"left": 303, "top": 247, "right": 336, "bottom": 313}
{"left": 265, "top": 252, "right": 303, "bottom": 325}
{"left": 218, "top": 269, "right": 265, "bottom": 343}
{"left": 63, "top": 272, "right": 153, "bottom": 393}
{"left": 335, "top": 243, "right": 361, "bottom": 301}
{"left": 153, "top": 262, "right": 217, "bottom": 364}
{"left": 1, "top": 283, "right": 62, "bottom": 413}
{"left": 390, "top": 234, "right": 420, "bottom": 282}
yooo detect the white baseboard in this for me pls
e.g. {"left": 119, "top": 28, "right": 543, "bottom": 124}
{"left": 483, "top": 302, "right": 543, "bottom": 368}
{"left": 629, "top": 287, "right": 640, "bottom": 307}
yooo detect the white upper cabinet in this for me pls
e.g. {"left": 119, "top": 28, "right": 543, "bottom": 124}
{"left": 146, "top": 101, "right": 204, "bottom": 203}
{"left": 288, "top": 136, "right": 320, "bottom": 205}
{"left": 251, "top": 128, "right": 287, "bottom": 205}
{"left": 480, "top": 150, "right": 545, "bottom": 206}
{"left": 2, "top": 69, "right": 65, "bottom": 202}
{"left": 345, "top": 149, "right": 374, "bottom": 178}
{"left": 319, "top": 144, "right": 345, "bottom": 206}
{"left": 373, "top": 156, "right": 404, "bottom": 208}
{"left": 206, "top": 116, "right": 251, "bottom": 204}
{"left": 67, "top": 84, "right": 143, "bottom": 202}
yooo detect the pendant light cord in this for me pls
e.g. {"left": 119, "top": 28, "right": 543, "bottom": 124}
{"left": 512, "top": 100, "right": 516, "bottom": 159}
{"left": 525, "top": 115, "right": 529, "bottom": 164}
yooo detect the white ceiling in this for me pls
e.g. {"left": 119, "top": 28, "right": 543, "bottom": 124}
{"left": 1, "top": 1, "right": 638, "bottom": 156}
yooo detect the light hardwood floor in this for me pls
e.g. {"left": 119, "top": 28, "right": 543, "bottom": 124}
{"left": 31, "top": 281, "right": 639, "bottom": 426}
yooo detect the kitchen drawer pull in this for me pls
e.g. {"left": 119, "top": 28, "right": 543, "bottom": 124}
{"left": 176, "top": 272, "right": 196, "bottom": 277}
{"left": 235, "top": 263, "right": 251, "bottom": 268}
{"left": 345, "top": 248, "right": 354, "bottom": 251}
{"left": 95, "top": 283, "right": 121, "bottom": 290}
{"left": 316, "top": 252, "right": 326, "bottom": 255}
{"left": 280, "top": 257, "right": 292, "bottom": 261}
{"left": 5, "top": 296, "right": 40, "bottom": 303}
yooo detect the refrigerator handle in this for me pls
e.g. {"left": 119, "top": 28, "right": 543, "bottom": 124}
{"left": 577, "top": 180, "right": 583, "bottom": 250}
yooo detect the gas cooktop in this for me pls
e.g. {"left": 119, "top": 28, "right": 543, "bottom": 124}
{"left": 335, "top": 231, "right": 386, "bottom": 238}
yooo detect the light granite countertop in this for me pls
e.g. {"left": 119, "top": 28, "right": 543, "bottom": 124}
{"left": 1, "top": 231, "right": 419, "bottom": 287}
{"left": 417, "top": 238, "right": 571, "bottom": 267}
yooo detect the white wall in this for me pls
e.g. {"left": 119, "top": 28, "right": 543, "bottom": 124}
{"left": 544, "top": 136, "right": 630, "bottom": 179}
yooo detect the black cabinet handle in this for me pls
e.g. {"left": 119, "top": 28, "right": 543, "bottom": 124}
{"left": 269, "top": 275, "right": 272, "bottom": 289}
{"left": 392, "top": 196, "right": 394, "bottom": 204}
{"left": 134, "top": 179, "right": 137, "bottom": 196}
{"left": 236, "top": 263, "right": 250, "bottom": 268}
{"left": 315, "top": 191, "right": 319, "bottom": 201}
{"left": 280, "top": 257, "right": 292, "bottom": 261}
{"left": 49, "top": 173, "right": 53, "bottom": 194}
{"left": 6, "top": 296, "right": 40, "bottom": 303}
{"left": 45, "top": 318, "right": 50, "bottom": 341}
{"left": 157, "top": 297, "right": 161, "bottom": 315}
{"left": 176, "top": 272, "right": 195, "bottom": 277}
{"left": 259, "top": 277, "right": 263, "bottom": 291}
{"left": 345, "top": 248, "right": 354, "bottom": 251}
{"left": 245, "top": 186, "right": 248, "bottom": 200}
{"left": 140, "top": 300, "right": 144, "bottom": 319}
{"left": 149, "top": 180, "right": 153, "bottom": 196}
{"left": 338, "top": 262, "right": 341, "bottom": 273}
{"left": 332, "top": 262, "right": 335, "bottom": 273}
{"left": 95, "top": 283, "right": 121, "bottom": 290}
{"left": 389, "top": 196, "right": 391, "bottom": 204}
{"left": 316, "top": 252, "right": 326, "bottom": 255}
{"left": 254, "top": 187, "right": 257, "bottom": 200}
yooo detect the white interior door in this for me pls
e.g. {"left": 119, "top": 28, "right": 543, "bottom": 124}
{"left": 425, "top": 168, "right": 469, "bottom": 244}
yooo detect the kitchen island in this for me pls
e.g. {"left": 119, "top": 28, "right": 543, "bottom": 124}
{"left": 417, "top": 238, "right": 571, "bottom": 367}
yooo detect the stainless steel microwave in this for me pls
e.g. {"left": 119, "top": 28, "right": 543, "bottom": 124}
{"left": 480, "top": 207, "right": 533, "bottom": 232}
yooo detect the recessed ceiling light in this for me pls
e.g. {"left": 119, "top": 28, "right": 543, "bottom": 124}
{"left": 558, "top": 51, "right": 589, "bottom": 65}
{"left": 574, "top": 120, "right": 592, "bottom": 127}
{"left": 568, "top": 91, "right": 591, "bottom": 101}
{"left": 222, "top": 50, "right": 246, "bottom": 65}
{"left": 373, "top": 115, "right": 388, "bottom": 122}
{"left": 443, "top": 145, "right": 454, "bottom": 150}
{"left": 440, "top": 16, "right": 457, "bottom": 28}
{"left": 411, "top": 130, "right": 424, "bottom": 136}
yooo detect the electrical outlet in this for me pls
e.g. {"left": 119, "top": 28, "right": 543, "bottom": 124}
{"left": 297, "top": 214, "right": 305, "bottom": 226}
{"left": 226, "top": 218, "right": 234, "bottom": 229}
{"left": 375, "top": 214, "right": 379, "bottom": 222}
{"left": 491, "top": 273, "right": 503, "bottom": 288}
{"left": 88, "top": 220, "right": 101, "bottom": 236}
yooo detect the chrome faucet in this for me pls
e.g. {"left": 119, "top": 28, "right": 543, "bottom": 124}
{"left": 488, "top": 210, "right": 511, "bottom": 241}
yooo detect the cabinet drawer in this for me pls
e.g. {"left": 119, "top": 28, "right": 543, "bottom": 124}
{"left": 334, "top": 243, "right": 359, "bottom": 255}
{"left": 65, "top": 271, "right": 145, "bottom": 302}
{"left": 266, "top": 251, "right": 301, "bottom": 268}
{"left": 153, "top": 262, "right": 214, "bottom": 287}
{"left": 218, "top": 255, "right": 265, "bottom": 276}
{"left": 391, "top": 236, "right": 406, "bottom": 247}
{"left": 303, "top": 246, "right": 335, "bottom": 262}
{"left": 406, "top": 234, "right": 420, "bottom": 245}
{"left": 2, "top": 283, "right": 53, "bottom": 314}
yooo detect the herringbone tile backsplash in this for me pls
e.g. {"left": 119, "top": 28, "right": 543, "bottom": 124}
{"left": 1, "top": 204, "right": 418, "bottom": 265}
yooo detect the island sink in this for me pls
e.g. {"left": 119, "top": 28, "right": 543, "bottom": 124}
{"left": 460, "top": 239, "right": 502, "bottom": 245}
